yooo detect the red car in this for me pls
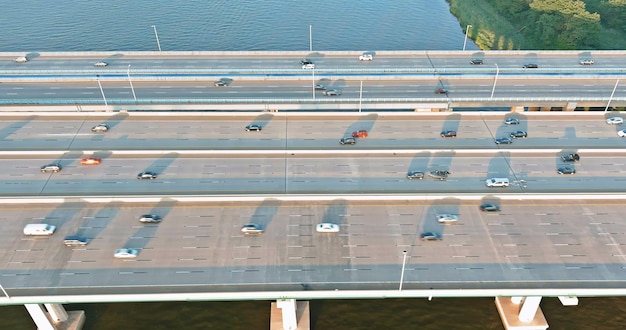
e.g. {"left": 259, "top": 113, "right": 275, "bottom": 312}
{"left": 352, "top": 130, "right": 368, "bottom": 138}
{"left": 80, "top": 157, "right": 101, "bottom": 165}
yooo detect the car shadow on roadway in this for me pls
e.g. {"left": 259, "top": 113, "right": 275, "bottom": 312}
{"left": 441, "top": 113, "right": 461, "bottom": 138}
{"left": 247, "top": 198, "right": 281, "bottom": 232}
{"left": 56, "top": 151, "right": 85, "bottom": 168}
{"left": 327, "top": 78, "right": 346, "bottom": 92}
{"left": 144, "top": 152, "right": 179, "bottom": 177}
{"left": 74, "top": 202, "right": 123, "bottom": 241}
{"left": 123, "top": 199, "right": 178, "bottom": 251}
{"left": 321, "top": 199, "right": 348, "bottom": 226}
{"left": 421, "top": 198, "right": 461, "bottom": 240}
{"left": 251, "top": 113, "right": 275, "bottom": 129}
{"left": 487, "top": 151, "right": 512, "bottom": 180}
{"left": 0, "top": 116, "right": 36, "bottom": 141}
{"left": 102, "top": 112, "right": 129, "bottom": 131}
{"left": 408, "top": 151, "right": 431, "bottom": 177}
{"left": 41, "top": 201, "right": 86, "bottom": 232}
{"left": 343, "top": 113, "right": 378, "bottom": 137}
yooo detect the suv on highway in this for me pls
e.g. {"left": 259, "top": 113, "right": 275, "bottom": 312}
{"left": 40, "top": 164, "right": 62, "bottom": 173}
{"left": 339, "top": 137, "right": 356, "bottom": 145}
{"left": 470, "top": 58, "right": 483, "bottom": 65}
{"left": 406, "top": 171, "right": 424, "bottom": 180}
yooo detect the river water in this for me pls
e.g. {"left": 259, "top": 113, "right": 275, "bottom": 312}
{"left": 0, "top": 1, "right": 621, "bottom": 329}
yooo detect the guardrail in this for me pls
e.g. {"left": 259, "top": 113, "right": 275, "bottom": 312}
{"left": 0, "top": 96, "right": 623, "bottom": 106}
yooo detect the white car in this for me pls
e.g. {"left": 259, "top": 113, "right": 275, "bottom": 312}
{"left": 619, "top": 130, "right": 626, "bottom": 137}
{"left": 359, "top": 54, "right": 373, "bottom": 61}
{"left": 14, "top": 56, "right": 28, "bottom": 63}
{"left": 607, "top": 117, "right": 624, "bottom": 125}
{"left": 94, "top": 61, "right": 108, "bottom": 67}
{"left": 114, "top": 248, "right": 138, "bottom": 259}
{"left": 91, "top": 123, "right": 109, "bottom": 132}
{"left": 139, "top": 214, "right": 162, "bottom": 223}
{"left": 436, "top": 214, "right": 459, "bottom": 224}
{"left": 316, "top": 223, "right": 340, "bottom": 233}
{"left": 302, "top": 63, "right": 315, "bottom": 69}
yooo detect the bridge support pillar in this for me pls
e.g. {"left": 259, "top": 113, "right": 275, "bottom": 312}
{"left": 270, "top": 299, "right": 310, "bottom": 330}
{"left": 495, "top": 296, "right": 548, "bottom": 330}
{"left": 25, "top": 304, "right": 85, "bottom": 330}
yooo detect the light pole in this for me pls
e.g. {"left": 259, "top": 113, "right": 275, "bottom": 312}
{"left": 490, "top": 63, "right": 499, "bottom": 99}
{"left": 359, "top": 80, "right": 363, "bottom": 112}
{"left": 151, "top": 25, "right": 162, "bottom": 52}
{"left": 0, "top": 283, "right": 10, "bottom": 299}
{"left": 309, "top": 25, "right": 313, "bottom": 52}
{"left": 605, "top": 79, "right": 620, "bottom": 112}
{"left": 96, "top": 75, "right": 108, "bottom": 107}
{"left": 463, "top": 24, "right": 473, "bottom": 51}
{"left": 312, "top": 67, "right": 316, "bottom": 100}
{"left": 127, "top": 65, "right": 137, "bottom": 101}
{"left": 399, "top": 250, "right": 408, "bottom": 291}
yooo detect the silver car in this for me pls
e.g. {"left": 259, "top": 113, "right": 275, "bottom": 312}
{"left": 41, "top": 164, "right": 62, "bottom": 173}
{"left": 241, "top": 224, "right": 264, "bottom": 235}
{"left": 139, "top": 214, "right": 162, "bottom": 223}
{"left": 323, "top": 89, "right": 341, "bottom": 96}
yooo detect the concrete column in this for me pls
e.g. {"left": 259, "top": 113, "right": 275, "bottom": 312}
{"left": 45, "top": 303, "right": 69, "bottom": 322}
{"left": 25, "top": 304, "right": 55, "bottom": 330}
{"left": 276, "top": 299, "right": 297, "bottom": 330}
{"left": 518, "top": 296, "right": 542, "bottom": 322}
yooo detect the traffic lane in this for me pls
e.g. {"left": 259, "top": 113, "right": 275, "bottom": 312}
{"left": 2, "top": 200, "right": 625, "bottom": 291}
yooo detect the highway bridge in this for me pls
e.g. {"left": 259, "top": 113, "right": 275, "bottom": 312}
{"left": 2, "top": 50, "right": 626, "bottom": 111}
{"left": 0, "top": 111, "right": 624, "bottom": 329}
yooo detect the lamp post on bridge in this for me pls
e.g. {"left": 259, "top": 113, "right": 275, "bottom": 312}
{"left": 605, "top": 79, "right": 620, "bottom": 112}
{"left": 463, "top": 24, "right": 473, "bottom": 51}
{"left": 359, "top": 80, "right": 363, "bottom": 113}
{"left": 96, "top": 75, "right": 108, "bottom": 108}
{"left": 399, "top": 250, "right": 408, "bottom": 291}
{"left": 0, "top": 283, "right": 10, "bottom": 299}
{"left": 490, "top": 63, "right": 499, "bottom": 99}
{"left": 127, "top": 65, "right": 137, "bottom": 101}
{"left": 151, "top": 25, "right": 162, "bottom": 52}
{"left": 309, "top": 25, "right": 313, "bottom": 52}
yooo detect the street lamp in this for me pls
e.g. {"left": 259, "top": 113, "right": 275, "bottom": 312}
{"left": 309, "top": 25, "right": 313, "bottom": 52}
{"left": 463, "top": 24, "right": 473, "bottom": 51}
{"left": 96, "top": 75, "right": 108, "bottom": 108}
{"left": 359, "top": 80, "right": 363, "bottom": 112}
{"left": 0, "top": 283, "right": 10, "bottom": 299}
{"left": 399, "top": 250, "right": 408, "bottom": 291}
{"left": 312, "top": 67, "right": 316, "bottom": 100}
{"left": 151, "top": 25, "right": 162, "bottom": 52}
{"left": 490, "top": 63, "right": 499, "bottom": 99}
{"left": 127, "top": 65, "right": 137, "bottom": 101}
{"left": 605, "top": 79, "right": 620, "bottom": 112}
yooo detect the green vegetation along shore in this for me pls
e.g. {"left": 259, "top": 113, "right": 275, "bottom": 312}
{"left": 447, "top": 0, "right": 626, "bottom": 50}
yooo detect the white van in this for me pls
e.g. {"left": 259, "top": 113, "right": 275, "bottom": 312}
{"left": 23, "top": 224, "right": 56, "bottom": 236}
{"left": 485, "top": 178, "right": 510, "bottom": 187}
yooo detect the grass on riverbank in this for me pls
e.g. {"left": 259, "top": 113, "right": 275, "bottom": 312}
{"left": 447, "top": 0, "right": 626, "bottom": 50}
{"left": 447, "top": 0, "right": 526, "bottom": 50}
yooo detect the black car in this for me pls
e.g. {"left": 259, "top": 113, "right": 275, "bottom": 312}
{"left": 245, "top": 124, "right": 262, "bottom": 131}
{"left": 558, "top": 167, "right": 576, "bottom": 175}
{"left": 510, "top": 131, "right": 527, "bottom": 138}
{"left": 480, "top": 203, "right": 500, "bottom": 212}
{"left": 523, "top": 63, "right": 538, "bottom": 68}
{"left": 440, "top": 130, "right": 457, "bottom": 138}
{"left": 300, "top": 59, "right": 313, "bottom": 65}
{"left": 435, "top": 88, "right": 448, "bottom": 94}
{"left": 495, "top": 137, "right": 513, "bottom": 145}
{"left": 561, "top": 153, "right": 580, "bottom": 162}
{"left": 137, "top": 171, "right": 158, "bottom": 179}
{"left": 420, "top": 232, "right": 442, "bottom": 241}
{"left": 428, "top": 170, "right": 450, "bottom": 180}
{"left": 470, "top": 58, "right": 484, "bottom": 65}
{"left": 339, "top": 137, "right": 356, "bottom": 145}
{"left": 406, "top": 171, "right": 425, "bottom": 180}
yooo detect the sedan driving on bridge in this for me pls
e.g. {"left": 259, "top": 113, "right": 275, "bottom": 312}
{"left": 504, "top": 118, "right": 520, "bottom": 125}
{"left": 40, "top": 164, "right": 62, "bottom": 173}
{"left": 435, "top": 88, "right": 448, "bottom": 94}
{"left": 245, "top": 124, "right": 262, "bottom": 131}
{"left": 352, "top": 130, "right": 368, "bottom": 138}
{"left": 523, "top": 63, "right": 538, "bottom": 68}
{"left": 339, "top": 137, "right": 356, "bottom": 145}
{"left": 14, "top": 56, "right": 28, "bottom": 63}
{"left": 93, "top": 61, "right": 108, "bottom": 67}
{"left": 114, "top": 249, "right": 138, "bottom": 259}
{"left": 91, "top": 123, "right": 109, "bottom": 132}
{"left": 139, "top": 214, "right": 162, "bottom": 223}
{"left": 241, "top": 224, "right": 264, "bottom": 235}
{"left": 406, "top": 171, "right": 424, "bottom": 180}
{"left": 495, "top": 137, "right": 513, "bottom": 145}
{"left": 80, "top": 157, "right": 101, "bottom": 165}
{"left": 558, "top": 167, "right": 576, "bottom": 175}
{"left": 480, "top": 203, "right": 500, "bottom": 212}
{"left": 440, "top": 130, "right": 457, "bottom": 138}
{"left": 359, "top": 54, "right": 373, "bottom": 61}
{"left": 618, "top": 130, "right": 626, "bottom": 137}
{"left": 436, "top": 214, "right": 459, "bottom": 224}
{"left": 428, "top": 170, "right": 450, "bottom": 180}
{"left": 316, "top": 223, "right": 340, "bottom": 233}
{"left": 420, "top": 232, "right": 442, "bottom": 241}
{"left": 561, "top": 153, "right": 580, "bottom": 162}
{"left": 470, "top": 58, "right": 483, "bottom": 65}
{"left": 323, "top": 89, "right": 341, "bottom": 96}
{"left": 607, "top": 117, "right": 624, "bottom": 125}
{"left": 510, "top": 131, "right": 527, "bottom": 138}
{"left": 214, "top": 79, "right": 229, "bottom": 87}
{"left": 137, "top": 171, "right": 158, "bottom": 179}
{"left": 579, "top": 58, "right": 594, "bottom": 65}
